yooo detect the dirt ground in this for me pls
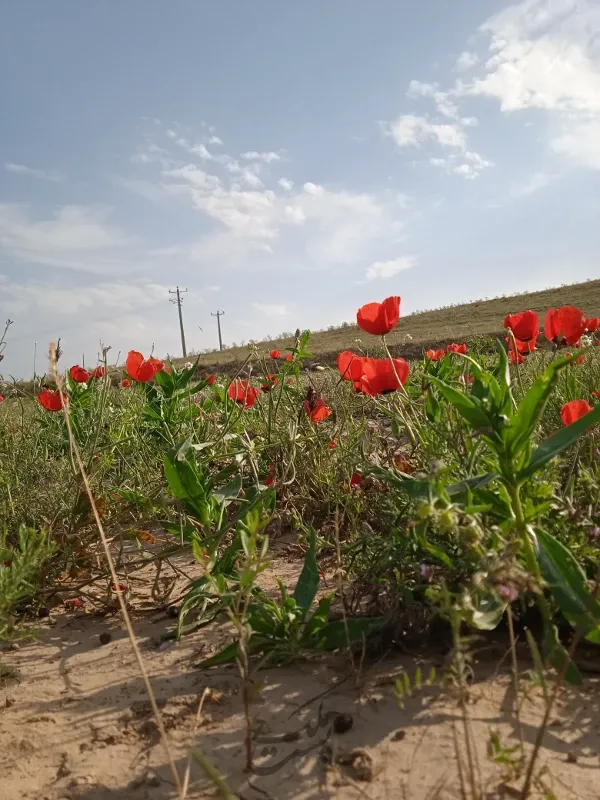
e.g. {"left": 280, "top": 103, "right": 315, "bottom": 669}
{"left": 2, "top": 547, "right": 600, "bottom": 800}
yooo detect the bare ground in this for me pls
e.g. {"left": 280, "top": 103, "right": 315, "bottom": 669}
{"left": 2, "top": 548, "right": 600, "bottom": 800}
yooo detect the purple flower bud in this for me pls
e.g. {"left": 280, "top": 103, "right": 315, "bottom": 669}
{"left": 498, "top": 584, "right": 518, "bottom": 603}
{"left": 420, "top": 564, "right": 433, "bottom": 580}
{"left": 588, "top": 527, "right": 600, "bottom": 542}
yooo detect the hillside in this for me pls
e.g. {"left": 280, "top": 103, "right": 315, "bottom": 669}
{"left": 181, "top": 279, "right": 600, "bottom": 371}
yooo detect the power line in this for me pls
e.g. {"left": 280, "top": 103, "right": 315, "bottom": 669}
{"left": 211, "top": 309, "right": 225, "bottom": 351}
{"left": 169, "top": 286, "right": 188, "bottom": 358}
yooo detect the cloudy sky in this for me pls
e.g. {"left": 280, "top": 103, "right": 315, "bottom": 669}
{"left": 1, "top": 0, "right": 599, "bottom": 376}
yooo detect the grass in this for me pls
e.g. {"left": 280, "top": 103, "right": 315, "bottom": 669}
{"left": 178, "top": 278, "right": 600, "bottom": 371}
{"left": 1, "top": 279, "right": 600, "bottom": 797}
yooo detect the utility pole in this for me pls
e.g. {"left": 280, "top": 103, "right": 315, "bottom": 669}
{"left": 169, "top": 287, "right": 188, "bottom": 357}
{"left": 211, "top": 310, "right": 225, "bottom": 351}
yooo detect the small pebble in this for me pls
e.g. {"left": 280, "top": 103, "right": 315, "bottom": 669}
{"left": 333, "top": 712, "right": 354, "bottom": 735}
{"left": 391, "top": 729, "right": 406, "bottom": 741}
{"left": 38, "top": 607, "right": 50, "bottom": 618}
{"left": 166, "top": 606, "right": 179, "bottom": 619}
{"left": 567, "top": 752, "right": 578, "bottom": 764}
{"left": 99, "top": 632, "right": 112, "bottom": 646}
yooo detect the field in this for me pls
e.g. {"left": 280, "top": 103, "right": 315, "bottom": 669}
{"left": 1, "top": 281, "right": 600, "bottom": 800}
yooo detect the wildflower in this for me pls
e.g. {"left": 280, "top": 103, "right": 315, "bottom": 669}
{"left": 285, "top": 354, "right": 293, "bottom": 362}
{"left": 360, "top": 357, "right": 409, "bottom": 395}
{"left": 205, "top": 374, "right": 216, "bottom": 386}
{"left": 420, "top": 564, "right": 433, "bottom": 581}
{"left": 111, "top": 583, "right": 129, "bottom": 594}
{"left": 261, "top": 375, "right": 279, "bottom": 392}
{"left": 270, "top": 350, "right": 281, "bottom": 359}
{"left": 356, "top": 296, "right": 400, "bottom": 336}
{"left": 506, "top": 335, "right": 537, "bottom": 355}
{"left": 265, "top": 463, "right": 275, "bottom": 487}
{"left": 304, "top": 396, "right": 332, "bottom": 424}
{"left": 126, "top": 351, "right": 164, "bottom": 382}
{"left": 69, "top": 365, "right": 91, "bottom": 383}
{"left": 588, "top": 527, "right": 600, "bottom": 542}
{"left": 593, "top": 391, "right": 600, "bottom": 399}
{"left": 425, "top": 349, "right": 445, "bottom": 362}
{"left": 565, "top": 353, "right": 585, "bottom": 365}
{"left": 90, "top": 366, "right": 105, "bottom": 379}
{"left": 508, "top": 347, "right": 524, "bottom": 365}
{"left": 447, "top": 343, "right": 468, "bottom": 354}
{"left": 504, "top": 310, "right": 539, "bottom": 344}
{"left": 498, "top": 585, "right": 519, "bottom": 603}
{"left": 349, "top": 473, "right": 363, "bottom": 489}
{"left": 585, "top": 317, "right": 599, "bottom": 333}
{"left": 121, "top": 379, "right": 131, "bottom": 388}
{"left": 544, "top": 306, "right": 587, "bottom": 347}
{"left": 38, "top": 388, "right": 64, "bottom": 411}
{"left": 228, "top": 380, "right": 259, "bottom": 409}
{"left": 328, "top": 441, "right": 337, "bottom": 450}
{"left": 0, "top": 396, "right": 4, "bottom": 403}
{"left": 337, "top": 351, "right": 365, "bottom": 382}
{"left": 560, "top": 400, "right": 593, "bottom": 426}
{"left": 64, "top": 598, "right": 83, "bottom": 609}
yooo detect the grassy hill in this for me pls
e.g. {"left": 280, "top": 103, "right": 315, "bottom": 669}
{"left": 181, "top": 279, "right": 600, "bottom": 372}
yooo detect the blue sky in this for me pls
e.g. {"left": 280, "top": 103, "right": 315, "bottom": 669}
{"left": 1, "top": 0, "right": 599, "bottom": 377}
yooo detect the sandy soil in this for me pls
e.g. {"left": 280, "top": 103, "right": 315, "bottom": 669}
{"left": 2, "top": 547, "right": 600, "bottom": 800}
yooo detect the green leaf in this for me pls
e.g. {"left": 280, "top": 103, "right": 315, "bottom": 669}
{"left": 197, "top": 641, "right": 241, "bottom": 668}
{"left": 520, "top": 402, "right": 600, "bottom": 480}
{"left": 304, "top": 595, "right": 334, "bottom": 638}
{"left": 542, "top": 623, "right": 582, "bottom": 686}
{"left": 446, "top": 473, "right": 499, "bottom": 500}
{"left": 536, "top": 529, "right": 600, "bottom": 643}
{"left": 311, "top": 616, "right": 386, "bottom": 651}
{"left": 212, "top": 474, "right": 243, "bottom": 506}
{"left": 505, "top": 354, "right": 573, "bottom": 459}
{"left": 367, "top": 465, "right": 432, "bottom": 500}
{"left": 417, "top": 536, "right": 455, "bottom": 569}
{"left": 427, "top": 377, "right": 494, "bottom": 432}
{"left": 468, "top": 595, "right": 506, "bottom": 631}
{"left": 292, "top": 528, "right": 320, "bottom": 612}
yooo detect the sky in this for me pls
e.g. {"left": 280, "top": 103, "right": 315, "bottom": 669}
{"left": 1, "top": 0, "right": 599, "bottom": 377}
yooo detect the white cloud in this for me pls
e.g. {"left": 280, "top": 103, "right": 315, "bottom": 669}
{"left": 510, "top": 170, "right": 559, "bottom": 197}
{"left": 365, "top": 256, "right": 416, "bottom": 281}
{"left": 278, "top": 177, "right": 294, "bottom": 191}
{"left": 252, "top": 302, "right": 289, "bottom": 318}
{"left": 5, "top": 162, "right": 63, "bottom": 182}
{"left": 0, "top": 204, "right": 140, "bottom": 273}
{"left": 0, "top": 278, "right": 169, "bottom": 317}
{"left": 455, "top": 51, "right": 479, "bottom": 71}
{"left": 241, "top": 151, "right": 281, "bottom": 163}
{"left": 389, "top": 115, "right": 467, "bottom": 149}
{"left": 550, "top": 121, "right": 600, "bottom": 169}
{"left": 207, "top": 285, "right": 221, "bottom": 292}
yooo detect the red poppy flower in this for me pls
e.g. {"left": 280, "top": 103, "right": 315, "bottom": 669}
{"left": 205, "top": 374, "right": 216, "bottom": 386}
{"left": 228, "top": 380, "right": 259, "bottom": 409}
{"left": 70, "top": 365, "right": 91, "bottom": 383}
{"left": 508, "top": 348, "right": 524, "bottom": 365}
{"left": 447, "top": 343, "right": 468, "bottom": 354}
{"left": 261, "top": 375, "right": 279, "bottom": 392}
{"left": 566, "top": 353, "right": 585, "bottom": 365}
{"left": 505, "top": 335, "right": 538, "bottom": 355}
{"left": 121, "top": 379, "right": 131, "bottom": 388}
{"left": 356, "top": 296, "right": 400, "bottom": 336}
{"left": 592, "top": 391, "right": 600, "bottom": 399}
{"left": 358, "top": 357, "right": 409, "bottom": 395}
{"left": 111, "top": 583, "right": 129, "bottom": 594}
{"left": 544, "top": 306, "right": 587, "bottom": 347}
{"left": 304, "top": 396, "right": 332, "bottom": 424}
{"left": 64, "top": 598, "right": 83, "bottom": 609}
{"left": 425, "top": 349, "right": 445, "bottom": 362}
{"left": 90, "top": 366, "right": 105, "bottom": 379}
{"left": 350, "top": 473, "right": 363, "bottom": 489}
{"left": 38, "top": 388, "right": 64, "bottom": 411}
{"left": 561, "top": 400, "right": 593, "bottom": 426}
{"left": 337, "top": 351, "right": 365, "bottom": 382}
{"left": 504, "top": 310, "right": 539, "bottom": 343}
{"left": 126, "top": 351, "right": 164, "bottom": 382}
{"left": 285, "top": 354, "right": 293, "bottom": 362}
{"left": 585, "top": 317, "right": 599, "bottom": 333}
{"left": 265, "top": 462, "right": 276, "bottom": 487}
{"left": 270, "top": 350, "right": 281, "bottom": 359}
{"left": 0, "top": 396, "right": 4, "bottom": 403}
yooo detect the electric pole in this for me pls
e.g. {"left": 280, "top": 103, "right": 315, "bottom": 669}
{"left": 169, "top": 287, "right": 188, "bottom": 357}
{"left": 211, "top": 310, "right": 225, "bottom": 351}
